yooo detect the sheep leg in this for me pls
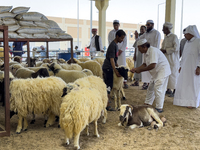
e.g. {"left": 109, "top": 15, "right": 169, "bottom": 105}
{"left": 74, "top": 132, "right": 81, "bottom": 150}
{"left": 129, "top": 124, "right": 139, "bottom": 129}
{"left": 45, "top": 112, "right": 55, "bottom": 128}
{"left": 94, "top": 120, "right": 100, "bottom": 137}
{"left": 102, "top": 109, "right": 107, "bottom": 124}
{"left": 16, "top": 115, "right": 23, "bottom": 134}
{"left": 147, "top": 108, "right": 163, "bottom": 129}
{"left": 23, "top": 117, "right": 28, "bottom": 131}
{"left": 85, "top": 125, "right": 89, "bottom": 136}
{"left": 113, "top": 89, "right": 117, "bottom": 110}
{"left": 44, "top": 114, "right": 48, "bottom": 127}
{"left": 117, "top": 90, "right": 121, "bottom": 109}
{"left": 30, "top": 113, "right": 35, "bottom": 124}
{"left": 65, "top": 134, "right": 70, "bottom": 145}
{"left": 120, "top": 87, "right": 126, "bottom": 100}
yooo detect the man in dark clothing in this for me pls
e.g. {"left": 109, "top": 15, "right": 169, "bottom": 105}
{"left": 102, "top": 29, "right": 126, "bottom": 111}
{"left": 12, "top": 42, "right": 27, "bottom": 57}
{"left": 87, "top": 28, "right": 104, "bottom": 59}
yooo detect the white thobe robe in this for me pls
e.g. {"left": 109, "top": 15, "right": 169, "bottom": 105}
{"left": 89, "top": 35, "right": 103, "bottom": 58}
{"left": 161, "top": 33, "right": 179, "bottom": 89}
{"left": 137, "top": 29, "right": 161, "bottom": 83}
{"left": 174, "top": 37, "right": 200, "bottom": 108}
{"left": 143, "top": 46, "right": 171, "bottom": 109}
{"left": 133, "top": 41, "right": 143, "bottom": 81}
{"left": 108, "top": 29, "right": 127, "bottom": 66}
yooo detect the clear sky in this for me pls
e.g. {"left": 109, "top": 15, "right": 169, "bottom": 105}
{"left": 1, "top": 0, "right": 200, "bottom": 40}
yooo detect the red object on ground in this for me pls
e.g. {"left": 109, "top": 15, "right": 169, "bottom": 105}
{"left": 85, "top": 47, "right": 90, "bottom": 56}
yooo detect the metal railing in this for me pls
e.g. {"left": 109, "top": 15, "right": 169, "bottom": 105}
{"left": 0, "top": 48, "right": 135, "bottom": 62}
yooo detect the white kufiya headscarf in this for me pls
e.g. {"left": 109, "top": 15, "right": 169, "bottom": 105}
{"left": 163, "top": 22, "right": 173, "bottom": 30}
{"left": 183, "top": 25, "right": 200, "bottom": 38}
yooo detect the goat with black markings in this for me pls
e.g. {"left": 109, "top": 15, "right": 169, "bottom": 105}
{"left": 118, "top": 104, "right": 166, "bottom": 130}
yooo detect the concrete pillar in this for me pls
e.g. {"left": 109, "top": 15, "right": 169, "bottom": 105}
{"left": 165, "top": 0, "right": 176, "bottom": 33}
{"left": 95, "top": 0, "right": 109, "bottom": 48}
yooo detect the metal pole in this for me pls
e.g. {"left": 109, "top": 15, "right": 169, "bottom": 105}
{"left": 157, "top": 4, "right": 159, "bottom": 30}
{"left": 77, "top": 0, "right": 79, "bottom": 48}
{"left": 180, "top": 0, "right": 184, "bottom": 40}
{"left": 27, "top": 41, "right": 30, "bottom": 67}
{"left": 127, "top": 31, "right": 130, "bottom": 48}
{"left": 90, "top": 0, "right": 93, "bottom": 40}
{"left": 157, "top": 2, "right": 165, "bottom": 31}
{"left": 46, "top": 41, "right": 49, "bottom": 58}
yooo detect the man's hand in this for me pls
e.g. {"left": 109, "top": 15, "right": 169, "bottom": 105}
{"left": 118, "top": 50, "right": 123, "bottom": 56}
{"left": 160, "top": 49, "right": 166, "bottom": 54}
{"left": 195, "top": 67, "right": 200, "bottom": 75}
{"left": 134, "top": 31, "right": 139, "bottom": 39}
{"left": 114, "top": 69, "right": 121, "bottom": 77}
{"left": 179, "top": 67, "right": 181, "bottom": 73}
{"left": 131, "top": 68, "right": 141, "bottom": 73}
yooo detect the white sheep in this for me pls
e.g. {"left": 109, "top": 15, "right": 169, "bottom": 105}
{"left": 75, "top": 60, "right": 103, "bottom": 78}
{"left": 93, "top": 57, "right": 105, "bottom": 66}
{"left": 78, "top": 57, "right": 90, "bottom": 62}
{"left": 81, "top": 69, "right": 93, "bottom": 76}
{"left": 10, "top": 64, "right": 49, "bottom": 79}
{"left": 112, "top": 66, "right": 129, "bottom": 110}
{"left": 47, "top": 63, "right": 87, "bottom": 83}
{"left": 10, "top": 64, "right": 24, "bottom": 75}
{"left": 60, "top": 63, "right": 82, "bottom": 71}
{"left": 126, "top": 57, "right": 134, "bottom": 81}
{"left": 10, "top": 76, "right": 67, "bottom": 133}
{"left": 74, "top": 76, "right": 108, "bottom": 123}
{"left": 35, "top": 61, "right": 43, "bottom": 67}
{"left": 57, "top": 58, "right": 66, "bottom": 63}
{"left": 60, "top": 87, "right": 103, "bottom": 150}
{"left": 40, "top": 63, "right": 54, "bottom": 76}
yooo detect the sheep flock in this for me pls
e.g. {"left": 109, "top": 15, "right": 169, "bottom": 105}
{"left": 0, "top": 56, "right": 156, "bottom": 150}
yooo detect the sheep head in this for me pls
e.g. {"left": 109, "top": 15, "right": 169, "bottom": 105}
{"left": 119, "top": 104, "right": 133, "bottom": 126}
{"left": 61, "top": 83, "right": 79, "bottom": 97}
{"left": 116, "top": 66, "right": 129, "bottom": 80}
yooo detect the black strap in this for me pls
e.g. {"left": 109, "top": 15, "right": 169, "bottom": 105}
{"left": 95, "top": 35, "right": 100, "bottom": 51}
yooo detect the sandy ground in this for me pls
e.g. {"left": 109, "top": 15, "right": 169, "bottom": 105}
{"left": 0, "top": 82, "right": 200, "bottom": 150}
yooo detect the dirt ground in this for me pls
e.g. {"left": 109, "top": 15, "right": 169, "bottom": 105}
{"left": 0, "top": 82, "right": 200, "bottom": 150}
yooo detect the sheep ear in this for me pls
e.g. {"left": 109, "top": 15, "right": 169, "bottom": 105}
{"left": 61, "top": 87, "right": 68, "bottom": 97}
{"left": 128, "top": 107, "right": 132, "bottom": 116}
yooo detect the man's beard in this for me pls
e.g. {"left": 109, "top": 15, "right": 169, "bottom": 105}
{"left": 147, "top": 27, "right": 153, "bottom": 32}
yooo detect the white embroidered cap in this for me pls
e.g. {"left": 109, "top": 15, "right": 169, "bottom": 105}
{"left": 146, "top": 20, "right": 154, "bottom": 24}
{"left": 137, "top": 39, "right": 147, "bottom": 46}
{"left": 163, "top": 22, "right": 173, "bottom": 30}
{"left": 113, "top": 20, "right": 120, "bottom": 24}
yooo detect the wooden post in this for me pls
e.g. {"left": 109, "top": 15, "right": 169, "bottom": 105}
{"left": 27, "top": 41, "right": 30, "bottom": 67}
{"left": 3, "top": 26, "right": 10, "bottom": 136}
{"left": 46, "top": 41, "right": 49, "bottom": 58}
{"left": 70, "top": 39, "right": 74, "bottom": 63}
{"left": 0, "top": 26, "right": 10, "bottom": 137}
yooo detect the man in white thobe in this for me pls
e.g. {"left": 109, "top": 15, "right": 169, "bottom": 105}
{"left": 131, "top": 25, "right": 146, "bottom": 86}
{"left": 135, "top": 20, "right": 161, "bottom": 89}
{"left": 160, "top": 22, "right": 179, "bottom": 97}
{"left": 87, "top": 28, "right": 104, "bottom": 59}
{"left": 131, "top": 39, "right": 171, "bottom": 112}
{"left": 108, "top": 20, "right": 128, "bottom": 88}
{"left": 174, "top": 25, "right": 200, "bottom": 108}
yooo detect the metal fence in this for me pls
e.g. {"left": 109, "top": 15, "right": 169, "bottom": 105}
{"left": 0, "top": 47, "right": 135, "bottom": 62}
